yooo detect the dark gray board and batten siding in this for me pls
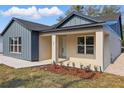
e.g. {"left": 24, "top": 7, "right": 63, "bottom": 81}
{"left": 31, "top": 31, "right": 39, "bottom": 61}
{"left": 3, "top": 21, "right": 39, "bottom": 61}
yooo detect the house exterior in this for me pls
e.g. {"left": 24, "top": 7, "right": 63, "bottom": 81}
{"left": 0, "top": 34, "right": 3, "bottom": 53}
{"left": 1, "top": 11, "right": 123, "bottom": 71}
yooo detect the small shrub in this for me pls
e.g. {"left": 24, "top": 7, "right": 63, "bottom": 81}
{"left": 67, "top": 63, "right": 69, "bottom": 67}
{"left": 99, "top": 66, "right": 102, "bottom": 72}
{"left": 60, "top": 62, "right": 63, "bottom": 66}
{"left": 85, "top": 64, "right": 91, "bottom": 72}
{"left": 80, "top": 64, "right": 83, "bottom": 70}
{"left": 53, "top": 61, "right": 56, "bottom": 65}
{"left": 72, "top": 62, "right": 75, "bottom": 68}
{"left": 94, "top": 65, "right": 98, "bottom": 72}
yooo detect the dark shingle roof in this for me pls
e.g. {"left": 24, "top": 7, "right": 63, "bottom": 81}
{"left": 92, "top": 13, "right": 121, "bottom": 22}
{"left": 1, "top": 12, "right": 122, "bottom": 36}
{"left": 74, "top": 11, "right": 121, "bottom": 22}
{"left": 13, "top": 18, "right": 51, "bottom": 31}
{"left": 1, "top": 17, "right": 52, "bottom": 35}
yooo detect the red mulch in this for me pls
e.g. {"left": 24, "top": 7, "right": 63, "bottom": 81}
{"left": 38, "top": 64, "right": 102, "bottom": 79}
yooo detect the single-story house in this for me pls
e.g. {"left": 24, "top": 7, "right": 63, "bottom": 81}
{"left": 1, "top": 11, "right": 123, "bottom": 71}
{"left": 0, "top": 33, "right": 3, "bottom": 53}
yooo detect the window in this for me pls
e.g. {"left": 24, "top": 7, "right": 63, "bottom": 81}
{"left": 9, "top": 37, "right": 22, "bottom": 53}
{"left": 77, "top": 37, "right": 84, "bottom": 54}
{"left": 77, "top": 36, "right": 94, "bottom": 54}
{"left": 86, "top": 36, "right": 94, "bottom": 54}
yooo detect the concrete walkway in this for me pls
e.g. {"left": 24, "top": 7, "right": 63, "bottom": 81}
{"left": 105, "top": 53, "right": 124, "bottom": 76}
{"left": 0, "top": 54, "right": 52, "bottom": 69}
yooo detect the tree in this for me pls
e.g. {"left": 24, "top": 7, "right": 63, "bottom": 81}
{"left": 57, "top": 5, "right": 84, "bottom": 22}
{"left": 66, "top": 5, "right": 84, "bottom": 15}
{"left": 121, "top": 25, "right": 124, "bottom": 47}
{"left": 57, "top": 16, "right": 64, "bottom": 22}
{"left": 84, "top": 6, "right": 100, "bottom": 16}
{"left": 99, "top": 5, "right": 120, "bottom": 16}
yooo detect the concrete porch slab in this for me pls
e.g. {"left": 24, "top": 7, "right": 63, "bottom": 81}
{"left": 0, "top": 54, "right": 52, "bottom": 69}
{"left": 0, "top": 54, "right": 67, "bottom": 69}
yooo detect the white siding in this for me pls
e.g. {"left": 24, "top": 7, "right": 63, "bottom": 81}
{"left": 103, "top": 26, "right": 121, "bottom": 70}
{"left": 103, "top": 34, "right": 110, "bottom": 69}
{"left": 110, "top": 30, "right": 121, "bottom": 62}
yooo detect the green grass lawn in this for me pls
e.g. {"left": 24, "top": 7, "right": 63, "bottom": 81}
{"left": 0, "top": 64, "right": 124, "bottom": 88}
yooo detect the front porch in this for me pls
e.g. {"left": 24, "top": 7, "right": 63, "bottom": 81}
{"left": 39, "top": 28, "right": 109, "bottom": 71}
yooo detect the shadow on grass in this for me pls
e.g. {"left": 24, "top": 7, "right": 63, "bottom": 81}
{"left": 0, "top": 78, "right": 28, "bottom": 88}
{"left": 62, "top": 78, "right": 84, "bottom": 88}
{"left": 0, "top": 75, "right": 42, "bottom": 88}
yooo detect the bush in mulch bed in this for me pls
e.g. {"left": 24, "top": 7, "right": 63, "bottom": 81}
{"left": 40, "top": 64, "right": 102, "bottom": 79}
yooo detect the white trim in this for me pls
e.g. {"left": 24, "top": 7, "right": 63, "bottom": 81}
{"left": 10, "top": 52, "right": 22, "bottom": 54}
{"left": 9, "top": 37, "right": 22, "bottom": 53}
{"left": 77, "top": 35, "right": 95, "bottom": 55}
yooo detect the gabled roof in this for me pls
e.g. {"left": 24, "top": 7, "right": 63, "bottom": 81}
{"left": 1, "top": 12, "right": 122, "bottom": 39}
{"left": 54, "top": 11, "right": 99, "bottom": 28}
{"left": 1, "top": 17, "right": 51, "bottom": 35}
{"left": 53, "top": 11, "right": 121, "bottom": 29}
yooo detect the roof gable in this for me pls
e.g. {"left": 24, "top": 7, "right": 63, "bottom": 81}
{"left": 54, "top": 11, "right": 98, "bottom": 28}
{"left": 1, "top": 17, "right": 51, "bottom": 36}
{"left": 61, "top": 15, "right": 93, "bottom": 27}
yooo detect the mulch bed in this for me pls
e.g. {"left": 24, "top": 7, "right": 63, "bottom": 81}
{"left": 37, "top": 64, "right": 102, "bottom": 79}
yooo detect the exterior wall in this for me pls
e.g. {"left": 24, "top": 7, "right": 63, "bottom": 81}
{"left": 3, "top": 21, "right": 32, "bottom": 61}
{"left": 109, "top": 30, "right": 121, "bottom": 62}
{"left": 96, "top": 31, "right": 104, "bottom": 71}
{"left": 39, "top": 36, "right": 51, "bottom": 61}
{"left": 0, "top": 35, "right": 3, "bottom": 53}
{"left": 66, "top": 33, "right": 96, "bottom": 59}
{"left": 61, "top": 15, "right": 92, "bottom": 27}
{"left": 103, "top": 26, "right": 121, "bottom": 70}
{"left": 103, "top": 33, "right": 110, "bottom": 69}
{"left": 63, "top": 28, "right": 103, "bottom": 70}
{"left": 40, "top": 27, "right": 104, "bottom": 71}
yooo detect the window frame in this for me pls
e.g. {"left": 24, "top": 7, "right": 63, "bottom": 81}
{"left": 77, "top": 35, "right": 95, "bottom": 55}
{"left": 9, "top": 37, "right": 22, "bottom": 54}
{"left": 77, "top": 36, "right": 85, "bottom": 54}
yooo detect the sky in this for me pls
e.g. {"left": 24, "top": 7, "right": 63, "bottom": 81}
{"left": 0, "top": 5, "right": 124, "bottom": 33}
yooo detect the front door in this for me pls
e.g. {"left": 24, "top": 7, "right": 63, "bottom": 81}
{"left": 61, "top": 36, "right": 67, "bottom": 58}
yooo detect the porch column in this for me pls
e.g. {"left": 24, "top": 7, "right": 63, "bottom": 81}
{"left": 96, "top": 31, "right": 104, "bottom": 71}
{"left": 52, "top": 34, "right": 58, "bottom": 64}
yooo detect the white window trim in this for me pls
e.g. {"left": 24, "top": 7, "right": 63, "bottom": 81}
{"left": 9, "top": 37, "right": 22, "bottom": 54}
{"left": 77, "top": 35, "right": 95, "bottom": 55}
